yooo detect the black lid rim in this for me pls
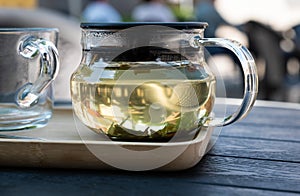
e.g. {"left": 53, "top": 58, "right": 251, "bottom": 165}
{"left": 80, "top": 22, "right": 208, "bottom": 30}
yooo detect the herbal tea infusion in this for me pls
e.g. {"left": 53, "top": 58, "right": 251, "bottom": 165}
{"left": 71, "top": 61, "right": 216, "bottom": 141}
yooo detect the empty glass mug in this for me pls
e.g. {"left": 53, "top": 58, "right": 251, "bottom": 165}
{"left": 0, "top": 28, "right": 59, "bottom": 130}
{"left": 71, "top": 22, "right": 258, "bottom": 141}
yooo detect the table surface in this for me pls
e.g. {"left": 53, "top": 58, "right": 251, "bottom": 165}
{"left": 0, "top": 100, "right": 299, "bottom": 196}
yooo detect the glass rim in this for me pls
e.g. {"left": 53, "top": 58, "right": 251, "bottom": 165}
{"left": 0, "top": 27, "right": 59, "bottom": 33}
{"left": 80, "top": 22, "right": 208, "bottom": 30}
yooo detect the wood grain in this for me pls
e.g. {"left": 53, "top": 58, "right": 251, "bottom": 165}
{"left": 0, "top": 101, "right": 299, "bottom": 195}
{"left": 0, "top": 108, "right": 214, "bottom": 171}
{"left": 0, "top": 167, "right": 299, "bottom": 196}
{"left": 208, "top": 136, "right": 300, "bottom": 162}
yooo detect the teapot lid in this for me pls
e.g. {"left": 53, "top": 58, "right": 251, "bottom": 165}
{"left": 80, "top": 22, "right": 208, "bottom": 30}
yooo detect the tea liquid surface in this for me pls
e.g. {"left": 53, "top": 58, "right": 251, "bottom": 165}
{"left": 71, "top": 62, "right": 215, "bottom": 141}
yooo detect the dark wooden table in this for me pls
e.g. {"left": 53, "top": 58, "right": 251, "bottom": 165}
{"left": 0, "top": 100, "right": 299, "bottom": 195}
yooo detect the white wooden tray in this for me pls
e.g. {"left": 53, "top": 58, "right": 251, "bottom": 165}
{"left": 0, "top": 107, "right": 213, "bottom": 171}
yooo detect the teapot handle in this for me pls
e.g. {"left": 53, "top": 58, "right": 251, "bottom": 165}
{"left": 194, "top": 36, "right": 258, "bottom": 127}
{"left": 16, "top": 36, "right": 59, "bottom": 108}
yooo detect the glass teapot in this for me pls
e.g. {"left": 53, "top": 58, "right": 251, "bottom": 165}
{"left": 70, "top": 22, "right": 258, "bottom": 142}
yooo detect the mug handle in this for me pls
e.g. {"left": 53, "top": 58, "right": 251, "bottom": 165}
{"left": 16, "top": 36, "right": 59, "bottom": 108}
{"left": 193, "top": 36, "right": 258, "bottom": 127}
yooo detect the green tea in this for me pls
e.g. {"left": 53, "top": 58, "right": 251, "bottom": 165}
{"left": 71, "top": 63, "right": 215, "bottom": 141}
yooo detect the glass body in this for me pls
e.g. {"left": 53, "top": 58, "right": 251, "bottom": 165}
{"left": 71, "top": 22, "right": 258, "bottom": 141}
{"left": 0, "top": 28, "right": 59, "bottom": 130}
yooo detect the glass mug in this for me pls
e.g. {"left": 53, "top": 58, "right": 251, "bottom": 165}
{"left": 0, "top": 28, "right": 59, "bottom": 130}
{"left": 71, "top": 22, "right": 258, "bottom": 142}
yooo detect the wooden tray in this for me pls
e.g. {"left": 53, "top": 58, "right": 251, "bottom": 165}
{"left": 0, "top": 107, "right": 213, "bottom": 171}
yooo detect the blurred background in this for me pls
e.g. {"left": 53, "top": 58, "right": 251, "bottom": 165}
{"left": 0, "top": 0, "right": 299, "bottom": 103}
